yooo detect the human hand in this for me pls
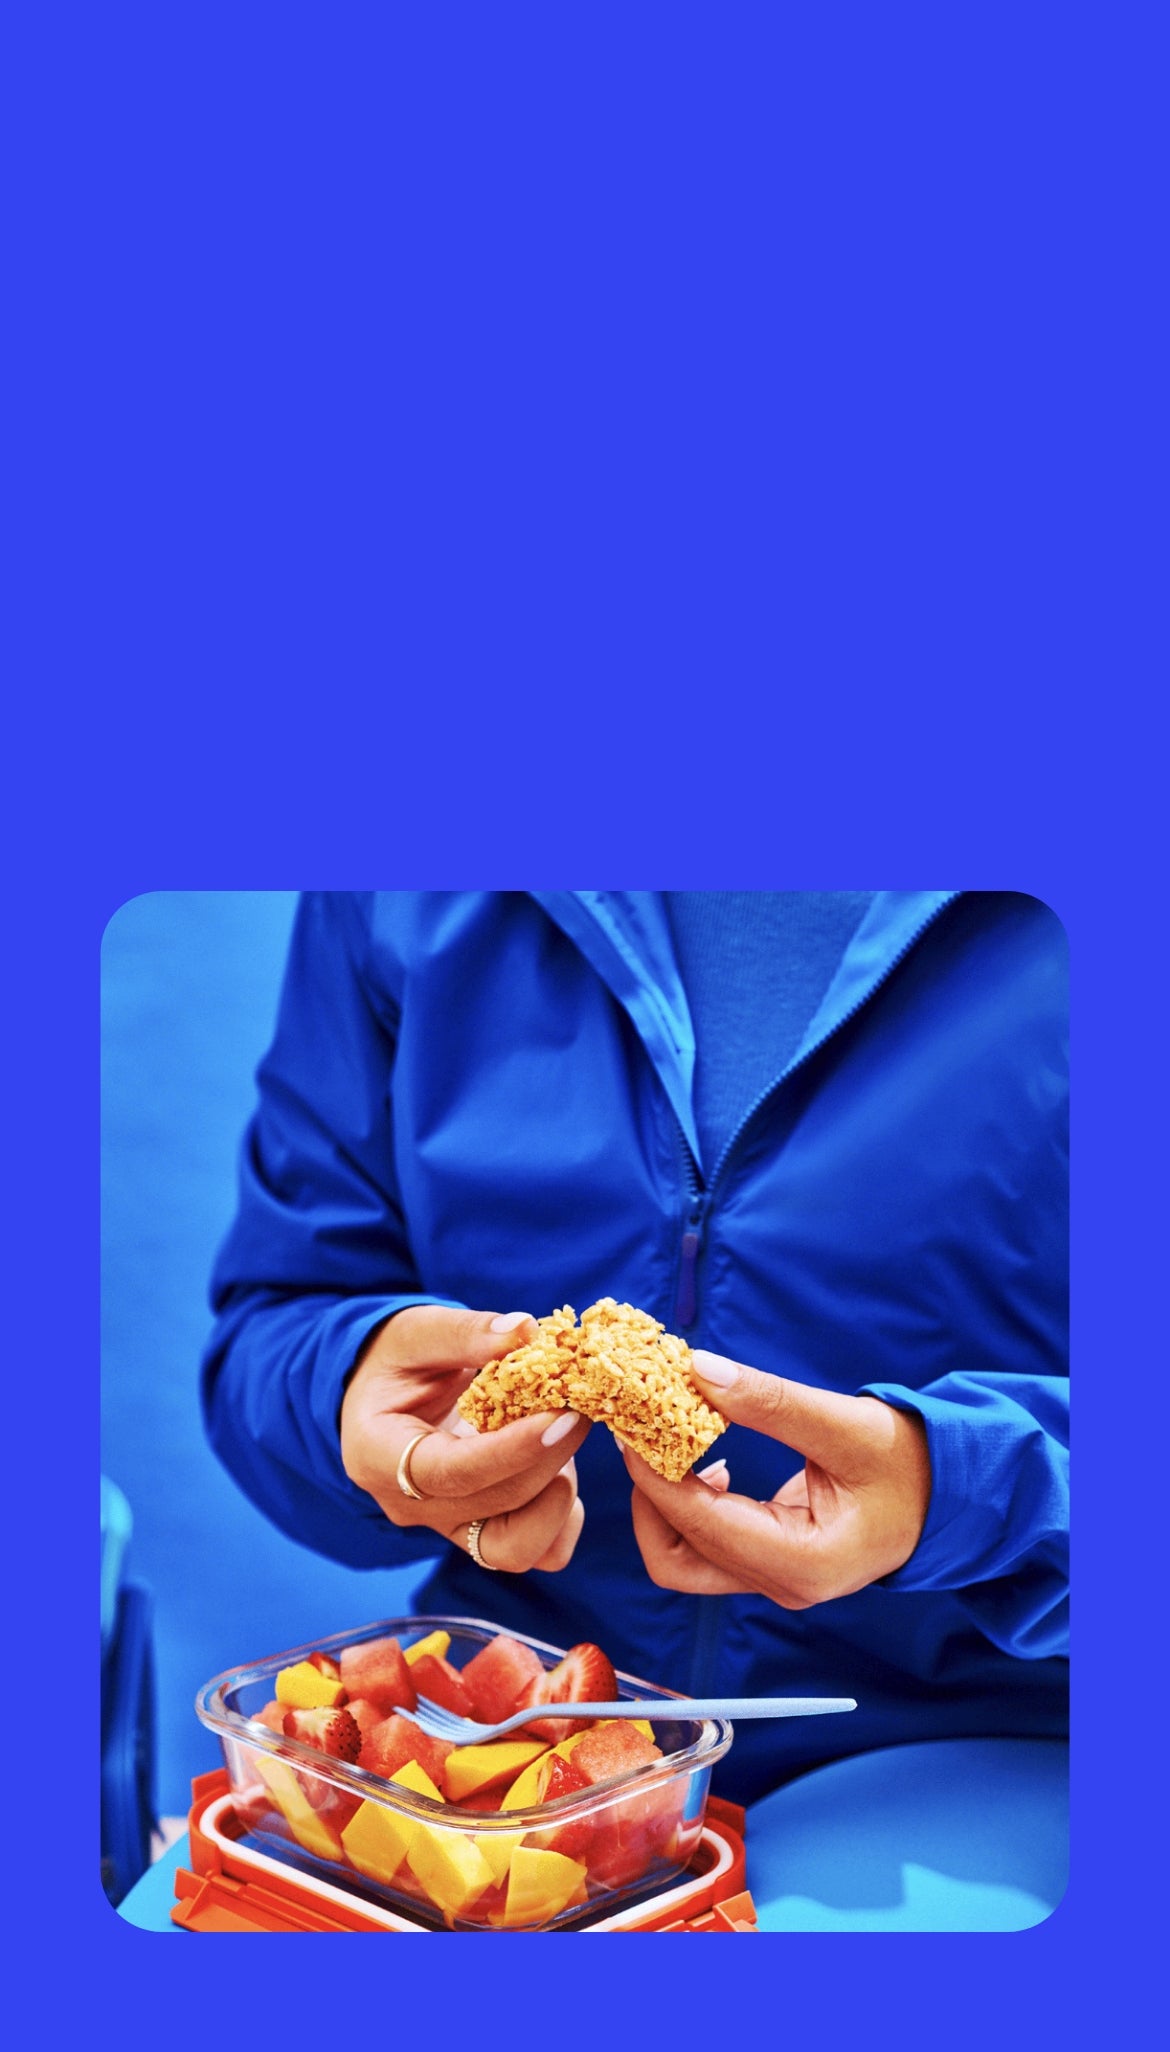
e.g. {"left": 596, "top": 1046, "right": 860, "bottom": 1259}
{"left": 340, "top": 1306, "right": 590, "bottom": 1572}
{"left": 623, "top": 1349, "right": 931, "bottom": 1606}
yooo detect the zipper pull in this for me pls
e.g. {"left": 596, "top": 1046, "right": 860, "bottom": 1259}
{"left": 675, "top": 1209, "right": 704, "bottom": 1330}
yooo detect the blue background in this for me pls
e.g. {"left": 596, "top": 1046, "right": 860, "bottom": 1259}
{"left": 101, "top": 892, "right": 430, "bottom": 1813}
{"left": 9, "top": 0, "right": 1159, "bottom": 2041}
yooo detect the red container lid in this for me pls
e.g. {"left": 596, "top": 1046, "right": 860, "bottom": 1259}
{"left": 171, "top": 1773, "right": 757, "bottom": 1933}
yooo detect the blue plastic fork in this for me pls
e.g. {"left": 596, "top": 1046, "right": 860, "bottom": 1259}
{"left": 402, "top": 1693, "right": 856, "bottom": 1744}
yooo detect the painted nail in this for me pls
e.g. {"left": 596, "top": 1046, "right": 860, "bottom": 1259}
{"left": 696, "top": 1458, "right": 729, "bottom": 1486}
{"left": 490, "top": 1311, "right": 532, "bottom": 1333}
{"left": 690, "top": 1350, "right": 739, "bottom": 1388}
{"left": 540, "top": 1411, "right": 580, "bottom": 1447}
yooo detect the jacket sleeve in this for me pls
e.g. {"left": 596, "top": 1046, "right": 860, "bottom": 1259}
{"left": 200, "top": 892, "right": 464, "bottom": 1569}
{"left": 860, "top": 1370, "right": 1069, "bottom": 1660}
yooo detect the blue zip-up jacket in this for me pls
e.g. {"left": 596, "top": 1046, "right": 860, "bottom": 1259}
{"left": 202, "top": 891, "right": 1069, "bottom": 1804}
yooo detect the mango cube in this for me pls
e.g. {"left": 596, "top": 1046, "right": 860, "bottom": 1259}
{"left": 404, "top": 1629, "right": 452, "bottom": 1666}
{"left": 497, "top": 1846, "right": 588, "bottom": 1927}
{"left": 407, "top": 1825, "right": 494, "bottom": 1923}
{"left": 473, "top": 1829, "right": 524, "bottom": 1888}
{"left": 444, "top": 1739, "right": 548, "bottom": 1804}
{"left": 389, "top": 1757, "right": 444, "bottom": 1803}
{"left": 340, "top": 1800, "right": 415, "bottom": 1884}
{"left": 339, "top": 1756, "right": 444, "bottom": 1886}
{"left": 255, "top": 1755, "right": 344, "bottom": 1861}
{"left": 274, "top": 1660, "right": 347, "bottom": 1710}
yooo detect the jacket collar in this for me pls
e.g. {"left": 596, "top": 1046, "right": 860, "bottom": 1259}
{"left": 530, "top": 891, "right": 960, "bottom": 1164}
{"left": 530, "top": 892, "right": 699, "bottom": 1155}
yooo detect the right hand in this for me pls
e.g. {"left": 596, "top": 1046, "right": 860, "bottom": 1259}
{"left": 340, "top": 1305, "right": 591, "bottom": 1573}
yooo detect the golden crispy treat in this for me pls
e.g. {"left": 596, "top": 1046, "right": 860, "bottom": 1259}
{"left": 456, "top": 1298, "right": 726, "bottom": 1483}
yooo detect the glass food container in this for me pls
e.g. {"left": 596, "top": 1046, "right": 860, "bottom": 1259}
{"left": 196, "top": 1614, "right": 732, "bottom": 1930}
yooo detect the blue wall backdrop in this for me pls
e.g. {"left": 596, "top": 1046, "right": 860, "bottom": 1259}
{"left": 101, "top": 892, "right": 429, "bottom": 1814}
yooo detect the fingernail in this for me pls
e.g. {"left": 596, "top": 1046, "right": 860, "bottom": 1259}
{"left": 540, "top": 1410, "right": 580, "bottom": 1447}
{"left": 450, "top": 1416, "right": 479, "bottom": 1438}
{"left": 490, "top": 1311, "right": 531, "bottom": 1333}
{"left": 691, "top": 1350, "right": 739, "bottom": 1388}
{"left": 696, "top": 1458, "right": 729, "bottom": 1485}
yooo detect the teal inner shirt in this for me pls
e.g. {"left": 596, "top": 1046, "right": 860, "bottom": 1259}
{"left": 663, "top": 891, "right": 877, "bottom": 1181}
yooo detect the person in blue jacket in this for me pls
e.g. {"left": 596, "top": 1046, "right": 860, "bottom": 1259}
{"left": 202, "top": 891, "right": 1068, "bottom": 1806}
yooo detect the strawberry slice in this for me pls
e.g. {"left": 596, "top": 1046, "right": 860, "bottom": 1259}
{"left": 342, "top": 1696, "right": 386, "bottom": 1746}
{"left": 281, "top": 1706, "right": 363, "bottom": 1763}
{"left": 517, "top": 1643, "right": 619, "bottom": 1742}
{"left": 531, "top": 1752, "right": 594, "bottom": 1859}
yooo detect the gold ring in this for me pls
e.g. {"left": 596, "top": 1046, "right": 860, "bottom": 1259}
{"left": 395, "top": 1432, "right": 430, "bottom": 1501}
{"left": 466, "top": 1518, "right": 497, "bottom": 1570}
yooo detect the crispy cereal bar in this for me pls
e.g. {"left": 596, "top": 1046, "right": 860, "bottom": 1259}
{"left": 456, "top": 1298, "right": 726, "bottom": 1483}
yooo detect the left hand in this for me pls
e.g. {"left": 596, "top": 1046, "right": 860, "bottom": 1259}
{"left": 623, "top": 1349, "right": 932, "bottom": 1607}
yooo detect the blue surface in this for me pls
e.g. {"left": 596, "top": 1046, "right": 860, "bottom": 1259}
{"left": 748, "top": 1737, "right": 1067, "bottom": 1931}
{"left": 101, "top": 893, "right": 431, "bottom": 1813}
{"left": 117, "top": 1736, "right": 1067, "bottom": 1934}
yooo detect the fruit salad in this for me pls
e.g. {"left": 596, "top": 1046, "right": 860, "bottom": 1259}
{"left": 197, "top": 1617, "right": 731, "bottom": 1930}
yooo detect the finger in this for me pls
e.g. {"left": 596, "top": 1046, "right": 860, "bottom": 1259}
{"left": 773, "top": 1467, "right": 811, "bottom": 1509}
{"left": 623, "top": 1444, "right": 828, "bottom": 1599}
{"left": 409, "top": 1409, "right": 590, "bottom": 1504}
{"left": 630, "top": 1486, "right": 747, "bottom": 1595}
{"left": 388, "top": 1304, "right": 540, "bottom": 1379}
{"left": 531, "top": 1493, "right": 586, "bottom": 1572}
{"left": 459, "top": 1472, "right": 579, "bottom": 1574}
{"left": 695, "top": 1458, "right": 730, "bottom": 1494}
{"left": 689, "top": 1351, "right": 878, "bottom": 1476}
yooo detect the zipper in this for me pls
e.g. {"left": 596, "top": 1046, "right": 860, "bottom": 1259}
{"left": 669, "top": 896, "right": 957, "bottom": 1334}
{"left": 673, "top": 1145, "right": 706, "bottom": 1330}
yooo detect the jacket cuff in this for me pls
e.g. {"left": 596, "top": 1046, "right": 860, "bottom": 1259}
{"left": 857, "top": 1380, "right": 1063, "bottom": 1595}
{"left": 308, "top": 1293, "right": 468, "bottom": 1456}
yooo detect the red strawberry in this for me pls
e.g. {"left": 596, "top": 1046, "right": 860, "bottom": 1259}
{"left": 360, "top": 1711, "right": 452, "bottom": 1790}
{"left": 339, "top": 1635, "right": 417, "bottom": 1714}
{"left": 517, "top": 1643, "right": 619, "bottom": 1742}
{"left": 531, "top": 1751, "right": 594, "bottom": 1859}
{"left": 281, "top": 1706, "right": 363, "bottom": 1763}
{"left": 307, "top": 1651, "right": 342, "bottom": 1680}
{"left": 541, "top": 1752, "right": 591, "bottom": 1801}
{"left": 461, "top": 1635, "right": 545, "bottom": 1723}
{"left": 409, "top": 1653, "right": 476, "bottom": 1721}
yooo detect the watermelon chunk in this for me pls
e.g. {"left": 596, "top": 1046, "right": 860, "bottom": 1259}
{"left": 588, "top": 1781, "right": 687, "bottom": 1892}
{"left": 460, "top": 1635, "right": 545, "bottom": 1723}
{"left": 570, "top": 1721, "right": 662, "bottom": 1784}
{"left": 410, "top": 1653, "right": 477, "bottom": 1721}
{"left": 566, "top": 1723, "right": 672, "bottom": 1892}
{"left": 338, "top": 1635, "right": 417, "bottom": 1714}
{"left": 360, "top": 1711, "right": 452, "bottom": 1790}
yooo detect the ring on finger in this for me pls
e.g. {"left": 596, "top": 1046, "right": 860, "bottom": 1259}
{"left": 395, "top": 1432, "right": 430, "bottom": 1501}
{"left": 466, "top": 1517, "right": 498, "bottom": 1571}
